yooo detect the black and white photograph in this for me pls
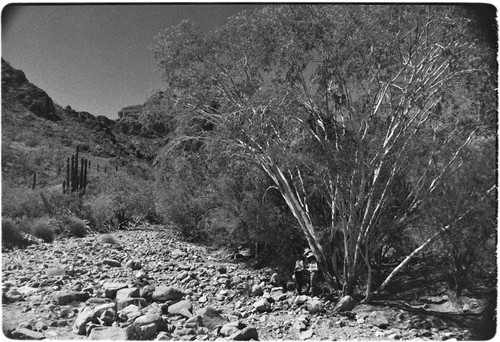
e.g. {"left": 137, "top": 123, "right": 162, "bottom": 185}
{"left": 1, "top": 2, "right": 497, "bottom": 340}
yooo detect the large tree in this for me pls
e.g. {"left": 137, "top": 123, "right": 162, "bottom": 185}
{"left": 153, "top": 5, "right": 496, "bottom": 299}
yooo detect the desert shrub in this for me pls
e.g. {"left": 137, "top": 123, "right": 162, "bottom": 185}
{"left": 24, "top": 133, "right": 42, "bottom": 147}
{"left": 2, "top": 186, "right": 45, "bottom": 219}
{"left": 2, "top": 217, "right": 28, "bottom": 249}
{"left": 100, "top": 233, "right": 120, "bottom": 245}
{"left": 29, "top": 217, "right": 55, "bottom": 243}
{"left": 160, "top": 191, "right": 213, "bottom": 242}
{"left": 64, "top": 216, "right": 88, "bottom": 237}
{"left": 86, "top": 194, "right": 114, "bottom": 231}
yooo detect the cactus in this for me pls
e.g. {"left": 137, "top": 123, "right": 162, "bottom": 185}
{"left": 32, "top": 172, "right": 36, "bottom": 190}
{"left": 63, "top": 146, "right": 89, "bottom": 195}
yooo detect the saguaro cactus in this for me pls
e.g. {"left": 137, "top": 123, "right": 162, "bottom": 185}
{"left": 32, "top": 172, "right": 36, "bottom": 190}
{"left": 63, "top": 146, "right": 89, "bottom": 195}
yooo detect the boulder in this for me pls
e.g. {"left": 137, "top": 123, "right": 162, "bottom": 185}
{"left": 228, "top": 326, "right": 259, "bottom": 341}
{"left": 126, "top": 259, "right": 142, "bottom": 270}
{"left": 335, "top": 295, "right": 356, "bottom": 312}
{"left": 118, "top": 304, "right": 142, "bottom": 323}
{"left": 10, "top": 328, "right": 45, "bottom": 340}
{"left": 103, "top": 282, "right": 128, "bottom": 299}
{"left": 196, "top": 306, "right": 228, "bottom": 331}
{"left": 152, "top": 286, "right": 185, "bottom": 302}
{"left": 369, "top": 311, "right": 389, "bottom": 329}
{"left": 103, "top": 259, "right": 122, "bottom": 267}
{"left": 88, "top": 326, "right": 135, "bottom": 340}
{"left": 73, "top": 306, "right": 96, "bottom": 335}
{"left": 306, "top": 298, "right": 325, "bottom": 313}
{"left": 167, "top": 299, "right": 193, "bottom": 318}
{"left": 294, "top": 295, "right": 310, "bottom": 305}
{"left": 220, "top": 321, "right": 247, "bottom": 337}
{"left": 116, "top": 287, "right": 140, "bottom": 301}
{"left": 135, "top": 322, "right": 158, "bottom": 340}
{"left": 251, "top": 284, "right": 264, "bottom": 297}
{"left": 134, "top": 313, "right": 164, "bottom": 328}
{"left": 52, "top": 291, "right": 89, "bottom": 305}
{"left": 116, "top": 297, "right": 147, "bottom": 311}
{"left": 253, "top": 298, "right": 272, "bottom": 312}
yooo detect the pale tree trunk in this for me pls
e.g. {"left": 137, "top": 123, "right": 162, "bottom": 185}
{"left": 260, "top": 159, "right": 340, "bottom": 288}
{"left": 375, "top": 185, "right": 496, "bottom": 294}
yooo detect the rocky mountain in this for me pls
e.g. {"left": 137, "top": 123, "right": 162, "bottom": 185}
{"left": 2, "top": 58, "right": 59, "bottom": 121}
{"left": 1, "top": 59, "right": 165, "bottom": 167}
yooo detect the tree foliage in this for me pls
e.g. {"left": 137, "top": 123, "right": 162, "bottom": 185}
{"left": 153, "top": 5, "right": 497, "bottom": 299}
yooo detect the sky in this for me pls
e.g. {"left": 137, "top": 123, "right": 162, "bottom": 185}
{"left": 1, "top": 3, "right": 263, "bottom": 119}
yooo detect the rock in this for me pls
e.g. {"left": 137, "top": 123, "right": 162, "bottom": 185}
{"left": 103, "top": 282, "right": 129, "bottom": 299}
{"left": 306, "top": 298, "right": 325, "bottom": 313}
{"left": 369, "top": 311, "right": 389, "bottom": 329}
{"left": 135, "top": 322, "right": 158, "bottom": 340}
{"left": 140, "top": 285, "right": 155, "bottom": 301}
{"left": 220, "top": 321, "right": 246, "bottom": 337}
{"left": 88, "top": 326, "right": 135, "bottom": 340}
{"left": 17, "top": 286, "right": 38, "bottom": 296}
{"left": 253, "top": 298, "right": 272, "bottom": 312}
{"left": 103, "top": 258, "right": 122, "bottom": 267}
{"left": 171, "top": 249, "right": 186, "bottom": 258}
{"left": 116, "top": 287, "right": 140, "bottom": 301}
{"left": 228, "top": 326, "right": 258, "bottom": 341}
{"left": 94, "top": 302, "right": 116, "bottom": 317}
{"left": 52, "top": 291, "right": 89, "bottom": 305}
{"left": 152, "top": 286, "right": 185, "bottom": 302}
{"left": 294, "top": 295, "right": 310, "bottom": 305}
{"left": 10, "top": 328, "right": 45, "bottom": 340}
{"left": 118, "top": 304, "right": 142, "bottom": 323}
{"left": 99, "top": 308, "right": 116, "bottom": 325}
{"left": 177, "top": 271, "right": 189, "bottom": 280}
{"left": 134, "top": 313, "right": 164, "bottom": 327}
{"left": 196, "top": 306, "right": 228, "bottom": 331}
{"left": 217, "top": 265, "right": 227, "bottom": 274}
{"left": 168, "top": 299, "right": 193, "bottom": 318}
{"left": 126, "top": 259, "right": 142, "bottom": 270}
{"left": 299, "top": 329, "right": 314, "bottom": 340}
{"left": 251, "top": 284, "right": 263, "bottom": 296}
{"left": 334, "top": 295, "right": 356, "bottom": 311}
{"left": 73, "top": 306, "right": 96, "bottom": 335}
{"left": 4, "top": 288, "right": 24, "bottom": 302}
{"left": 292, "top": 320, "right": 307, "bottom": 334}
{"left": 155, "top": 331, "right": 174, "bottom": 340}
{"left": 116, "top": 297, "right": 147, "bottom": 311}
{"left": 286, "top": 281, "right": 296, "bottom": 291}
{"left": 45, "top": 267, "right": 66, "bottom": 277}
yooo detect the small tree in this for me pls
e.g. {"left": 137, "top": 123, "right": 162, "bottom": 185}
{"left": 154, "top": 4, "right": 496, "bottom": 299}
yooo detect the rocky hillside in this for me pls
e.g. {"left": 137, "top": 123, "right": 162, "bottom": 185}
{"left": 2, "top": 59, "right": 165, "bottom": 187}
{"left": 2, "top": 226, "right": 492, "bottom": 341}
{"left": 1, "top": 59, "right": 59, "bottom": 121}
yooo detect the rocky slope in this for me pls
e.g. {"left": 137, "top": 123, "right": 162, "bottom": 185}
{"left": 2, "top": 226, "right": 491, "bottom": 341}
{"left": 2, "top": 59, "right": 165, "bottom": 162}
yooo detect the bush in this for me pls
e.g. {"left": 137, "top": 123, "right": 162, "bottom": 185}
{"left": 30, "top": 217, "right": 55, "bottom": 243}
{"left": 100, "top": 233, "right": 120, "bottom": 245}
{"left": 2, "top": 186, "right": 45, "bottom": 219}
{"left": 2, "top": 217, "right": 28, "bottom": 249}
{"left": 87, "top": 171, "right": 159, "bottom": 230}
{"left": 86, "top": 194, "right": 114, "bottom": 231}
{"left": 65, "top": 216, "right": 87, "bottom": 237}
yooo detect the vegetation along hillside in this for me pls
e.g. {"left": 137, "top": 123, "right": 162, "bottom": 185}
{"left": 1, "top": 4, "right": 497, "bottom": 341}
